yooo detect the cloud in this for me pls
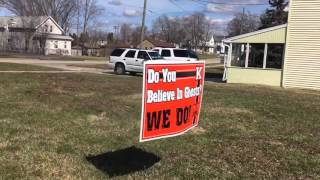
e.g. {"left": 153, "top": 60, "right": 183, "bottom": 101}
{"left": 123, "top": 9, "right": 142, "bottom": 17}
{"left": 206, "top": 4, "right": 237, "bottom": 13}
{"left": 206, "top": 16, "right": 231, "bottom": 26}
{"left": 109, "top": 0, "right": 122, "bottom": 6}
{"left": 206, "top": 0, "right": 268, "bottom": 13}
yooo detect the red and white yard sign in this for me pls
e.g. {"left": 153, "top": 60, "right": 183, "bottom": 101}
{"left": 140, "top": 61, "right": 205, "bottom": 142}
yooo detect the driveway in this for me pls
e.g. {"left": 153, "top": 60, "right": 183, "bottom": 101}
{"left": 0, "top": 58, "right": 112, "bottom": 74}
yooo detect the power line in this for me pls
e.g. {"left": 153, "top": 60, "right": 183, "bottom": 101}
{"left": 169, "top": 0, "right": 189, "bottom": 13}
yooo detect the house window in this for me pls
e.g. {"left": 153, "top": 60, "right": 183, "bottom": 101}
{"left": 267, "top": 44, "right": 284, "bottom": 69}
{"left": 64, "top": 41, "right": 67, "bottom": 49}
{"left": 54, "top": 41, "right": 58, "bottom": 48}
{"left": 50, "top": 26, "right": 53, "bottom": 32}
{"left": 248, "top": 44, "right": 265, "bottom": 68}
{"left": 230, "top": 43, "right": 284, "bottom": 69}
{"left": 44, "top": 25, "right": 48, "bottom": 32}
{"left": 231, "top": 43, "right": 247, "bottom": 67}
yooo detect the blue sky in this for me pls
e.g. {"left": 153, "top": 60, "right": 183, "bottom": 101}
{"left": 98, "top": 0, "right": 269, "bottom": 34}
{"left": 0, "top": 0, "right": 270, "bottom": 34}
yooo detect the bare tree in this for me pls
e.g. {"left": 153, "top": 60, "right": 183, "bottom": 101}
{"left": 120, "top": 23, "right": 133, "bottom": 43}
{"left": 0, "top": 0, "right": 77, "bottom": 31}
{"left": 151, "top": 13, "right": 212, "bottom": 49}
{"left": 227, "top": 11, "right": 260, "bottom": 36}
{"left": 81, "top": 0, "right": 103, "bottom": 33}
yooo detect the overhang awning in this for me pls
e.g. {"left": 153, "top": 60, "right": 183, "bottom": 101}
{"left": 46, "top": 34, "right": 73, "bottom": 41}
{"left": 224, "top": 24, "right": 287, "bottom": 44}
{"left": 34, "top": 34, "right": 73, "bottom": 41}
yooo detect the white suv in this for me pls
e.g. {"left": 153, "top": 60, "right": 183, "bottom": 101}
{"left": 109, "top": 48, "right": 162, "bottom": 75}
{"left": 152, "top": 48, "right": 199, "bottom": 61}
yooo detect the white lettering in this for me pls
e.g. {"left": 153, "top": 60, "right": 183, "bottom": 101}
{"left": 162, "top": 69, "right": 176, "bottom": 83}
{"left": 196, "top": 67, "right": 203, "bottom": 80}
{"left": 148, "top": 69, "right": 160, "bottom": 84}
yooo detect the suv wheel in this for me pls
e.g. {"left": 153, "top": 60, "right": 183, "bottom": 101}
{"left": 115, "top": 64, "right": 125, "bottom": 75}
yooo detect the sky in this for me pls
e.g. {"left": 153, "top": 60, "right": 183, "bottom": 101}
{"left": 97, "top": 0, "right": 270, "bottom": 34}
{"left": 0, "top": 0, "right": 270, "bottom": 35}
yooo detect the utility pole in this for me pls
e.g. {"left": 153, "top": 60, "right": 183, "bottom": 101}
{"left": 240, "top": 8, "right": 245, "bottom": 34}
{"left": 140, "top": 0, "right": 148, "bottom": 49}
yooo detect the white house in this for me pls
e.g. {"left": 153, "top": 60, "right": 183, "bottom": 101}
{"left": 202, "top": 35, "right": 225, "bottom": 55}
{"left": 0, "top": 16, "right": 73, "bottom": 56}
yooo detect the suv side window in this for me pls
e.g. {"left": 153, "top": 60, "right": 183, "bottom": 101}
{"left": 138, "top": 51, "right": 150, "bottom": 60}
{"left": 173, "top": 50, "right": 188, "bottom": 57}
{"left": 161, "top": 50, "right": 171, "bottom": 57}
{"left": 111, "top": 49, "right": 125, "bottom": 57}
{"left": 188, "top": 51, "right": 198, "bottom": 59}
{"left": 125, "top": 50, "right": 136, "bottom": 58}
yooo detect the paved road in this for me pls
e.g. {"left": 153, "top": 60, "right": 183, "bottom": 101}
{"left": 0, "top": 58, "right": 111, "bottom": 74}
{"left": 0, "top": 58, "right": 224, "bottom": 80}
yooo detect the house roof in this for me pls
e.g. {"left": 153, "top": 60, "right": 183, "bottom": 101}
{"left": 0, "top": 16, "right": 48, "bottom": 28}
{"left": 0, "top": 16, "right": 64, "bottom": 33}
{"left": 223, "top": 24, "right": 288, "bottom": 43}
{"left": 144, "top": 38, "right": 176, "bottom": 48}
{"left": 106, "top": 42, "right": 132, "bottom": 49}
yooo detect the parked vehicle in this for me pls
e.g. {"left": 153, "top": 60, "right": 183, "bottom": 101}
{"left": 109, "top": 48, "right": 163, "bottom": 75}
{"left": 152, "top": 48, "right": 199, "bottom": 61}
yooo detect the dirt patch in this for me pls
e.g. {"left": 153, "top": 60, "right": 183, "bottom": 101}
{"left": 87, "top": 112, "right": 108, "bottom": 123}
{"left": 206, "top": 106, "right": 255, "bottom": 116}
{"left": 191, "top": 127, "right": 207, "bottom": 135}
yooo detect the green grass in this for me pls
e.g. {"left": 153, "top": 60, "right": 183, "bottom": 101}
{"left": 0, "top": 63, "right": 62, "bottom": 71}
{"left": 0, "top": 72, "right": 319, "bottom": 179}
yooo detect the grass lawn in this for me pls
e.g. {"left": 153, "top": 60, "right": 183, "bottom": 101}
{"left": 0, "top": 72, "right": 319, "bottom": 179}
{"left": 199, "top": 53, "right": 220, "bottom": 59}
{"left": 67, "top": 64, "right": 111, "bottom": 69}
{"left": 0, "top": 54, "right": 106, "bottom": 61}
{"left": 0, "top": 63, "right": 62, "bottom": 71}
{"left": 40, "top": 56, "right": 106, "bottom": 61}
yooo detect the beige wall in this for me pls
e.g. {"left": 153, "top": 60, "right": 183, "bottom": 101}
{"left": 283, "top": 0, "right": 320, "bottom": 90}
{"left": 140, "top": 40, "right": 155, "bottom": 50}
{"left": 227, "top": 67, "right": 282, "bottom": 86}
{"left": 37, "top": 18, "right": 63, "bottom": 35}
{"left": 232, "top": 27, "right": 287, "bottom": 44}
{"left": 45, "top": 40, "right": 71, "bottom": 55}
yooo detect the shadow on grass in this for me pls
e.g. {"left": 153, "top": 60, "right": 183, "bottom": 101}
{"left": 86, "top": 146, "right": 160, "bottom": 177}
{"left": 205, "top": 72, "right": 224, "bottom": 83}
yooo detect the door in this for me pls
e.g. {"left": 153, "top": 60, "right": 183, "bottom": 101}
{"left": 123, "top": 50, "right": 137, "bottom": 71}
{"left": 136, "top": 51, "right": 150, "bottom": 72}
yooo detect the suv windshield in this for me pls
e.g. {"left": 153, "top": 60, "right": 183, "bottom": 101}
{"left": 149, "top": 52, "right": 163, "bottom": 60}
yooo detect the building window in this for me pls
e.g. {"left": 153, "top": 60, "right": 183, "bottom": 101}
{"left": 64, "top": 41, "right": 67, "bottom": 49}
{"left": 54, "top": 41, "right": 58, "bottom": 48}
{"left": 248, "top": 44, "right": 265, "bottom": 68}
{"left": 267, "top": 44, "right": 284, "bottom": 69}
{"left": 44, "top": 25, "right": 48, "bottom": 32}
{"left": 231, "top": 43, "right": 247, "bottom": 67}
{"left": 230, "top": 43, "right": 284, "bottom": 69}
{"left": 50, "top": 26, "right": 53, "bottom": 32}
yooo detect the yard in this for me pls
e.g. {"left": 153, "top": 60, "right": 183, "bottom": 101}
{"left": 0, "top": 67, "right": 319, "bottom": 179}
{"left": 0, "top": 63, "right": 61, "bottom": 71}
